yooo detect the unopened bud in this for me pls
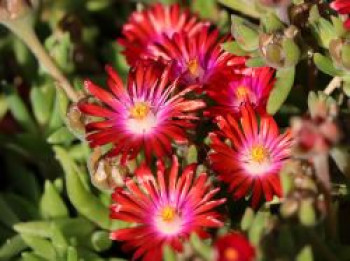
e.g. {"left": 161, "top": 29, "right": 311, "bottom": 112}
{"left": 330, "top": 38, "right": 350, "bottom": 71}
{"left": 66, "top": 103, "right": 85, "bottom": 139}
{"left": 259, "top": 26, "right": 300, "bottom": 68}
{"left": 88, "top": 148, "right": 127, "bottom": 191}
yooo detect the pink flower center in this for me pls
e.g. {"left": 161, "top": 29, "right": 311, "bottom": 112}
{"left": 251, "top": 145, "right": 270, "bottom": 163}
{"left": 224, "top": 247, "right": 239, "bottom": 261}
{"left": 130, "top": 102, "right": 150, "bottom": 120}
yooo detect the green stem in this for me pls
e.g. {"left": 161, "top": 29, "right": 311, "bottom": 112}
{"left": 3, "top": 15, "right": 79, "bottom": 102}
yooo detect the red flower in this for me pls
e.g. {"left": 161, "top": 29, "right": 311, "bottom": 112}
{"left": 78, "top": 63, "right": 205, "bottom": 164}
{"left": 331, "top": 0, "right": 350, "bottom": 30}
{"left": 110, "top": 156, "right": 226, "bottom": 261}
{"left": 215, "top": 233, "right": 255, "bottom": 261}
{"left": 209, "top": 105, "right": 292, "bottom": 207}
{"left": 143, "top": 27, "right": 246, "bottom": 89}
{"left": 118, "top": 3, "right": 207, "bottom": 66}
{"left": 207, "top": 67, "right": 274, "bottom": 117}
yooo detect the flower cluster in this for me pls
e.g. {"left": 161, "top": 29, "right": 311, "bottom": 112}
{"left": 78, "top": 3, "right": 293, "bottom": 260}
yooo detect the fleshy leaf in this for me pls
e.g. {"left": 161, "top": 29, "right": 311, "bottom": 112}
{"left": 241, "top": 208, "right": 255, "bottom": 231}
{"left": 40, "top": 180, "right": 69, "bottom": 219}
{"left": 267, "top": 67, "right": 295, "bottom": 114}
{"left": 54, "top": 146, "right": 110, "bottom": 229}
{"left": 313, "top": 53, "right": 342, "bottom": 77}
{"left": 296, "top": 245, "right": 313, "bottom": 261}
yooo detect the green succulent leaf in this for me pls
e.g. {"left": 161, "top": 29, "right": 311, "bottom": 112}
{"left": 231, "top": 15, "right": 259, "bottom": 52}
{"left": 86, "top": 0, "right": 112, "bottom": 11}
{"left": 163, "top": 245, "right": 177, "bottom": 261}
{"left": 47, "top": 126, "right": 75, "bottom": 145}
{"left": 185, "top": 145, "right": 198, "bottom": 164}
{"left": 190, "top": 233, "right": 213, "bottom": 261}
{"left": 0, "top": 95, "right": 8, "bottom": 122}
{"left": 67, "top": 246, "right": 79, "bottom": 261}
{"left": 21, "top": 252, "right": 46, "bottom": 261}
{"left": 54, "top": 146, "right": 110, "bottom": 229}
{"left": 5, "top": 86, "right": 36, "bottom": 133}
{"left": 248, "top": 211, "right": 268, "bottom": 245}
{"left": 40, "top": 180, "right": 69, "bottom": 219}
{"left": 241, "top": 208, "right": 255, "bottom": 231}
{"left": 331, "top": 16, "right": 347, "bottom": 38}
{"left": 14, "top": 218, "right": 95, "bottom": 240}
{"left": 313, "top": 53, "right": 343, "bottom": 76}
{"left": 261, "top": 13, "right": 284, "bottom": 34}
{"left": 296, "top": 245, "right": 313, "bottom": 261}
{"left": 343, "top": 80, "right": 350, "bottom": 96}
{"left": 218, "top": 0, "right": 260, "bottom": 18}
{"left": 267, "top": 67, "right": 295, "bottom": 114}
{"left": 280, "top": 169, "right": 294, "bottom": 196}
{"left": 222, "top": 41, "right": 249, "bottom": 56}
{"left": 191, "top": 0, "right": 218, "bottom": 21}
{"left": 330, "top": 146, "right": 350, "bottom": 179}
{"left": 48, "top": 89, "right": 67, "bottom": 132}
{"left": 20, "top": 235, "right": 56, "bottom": 260}
{"left": 283, "top": 38, "right": 300, "bottom": 67}
{"left": 246, "top": 57, "right": 266, "bottom": 67}
{"left": 0, "top": 235, "right": 26, "bottom": 261}
{"left": 50, "top": 223, "right": 68, "bottom": 258}
{"left": 30, "top": 84, "right": 55, "bottom": 126}
{"left": 298, "top": 200, "right": 316, "bottom": 227}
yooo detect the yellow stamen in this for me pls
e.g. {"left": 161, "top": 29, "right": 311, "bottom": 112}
{"left": 187, "top": 59, "right": 200, "bottom": 76}
{"left": 224, "top": 247, "right": 239, "bottom": 261}
{"left": 130, "top": 102, "right": 150, "bottom": 120}
{"left": 235, "top": 86, "right": 250, "bottom": 99}
{"left": 161, "top": 206, "right": 176, "bottom": 222}
{"left": 251, "top": 145, "right": 269, "bottom": 163}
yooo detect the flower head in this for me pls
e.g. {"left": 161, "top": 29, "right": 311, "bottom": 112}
{"left": 110, "top": 156, "right": 225, "bottom": 260}
{"left": 215, "top": 233, "right": 255, "bottom": 261}
{"left": 207, "top": 67, "right": 274, "bottom": 117}
{"left": 78, "top": 63, "right": 205, "bottom": 164}
{"left": 144, "top": 27, "right": 246, "bottom": 89}
{"left": 209, "top": 105, "right": 292, "bottom": 207}
{"left": 331, "top": 0, "right": 350, "bottom": 30}
{"left": 118, "top": 3, "right": 207, "bottom": 66}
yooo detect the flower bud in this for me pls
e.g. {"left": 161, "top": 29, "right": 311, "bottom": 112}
{"left": 88, "top": 148, "right": 127, "bottom": 191}
{"left": 259, "top": 26, "right": 300, "bottom": 68}
{"left": 66, "top": 103, "right": 86, "bottom": 139}
{"left": 329, "top": 38, "right": 350, "bottom": 71}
